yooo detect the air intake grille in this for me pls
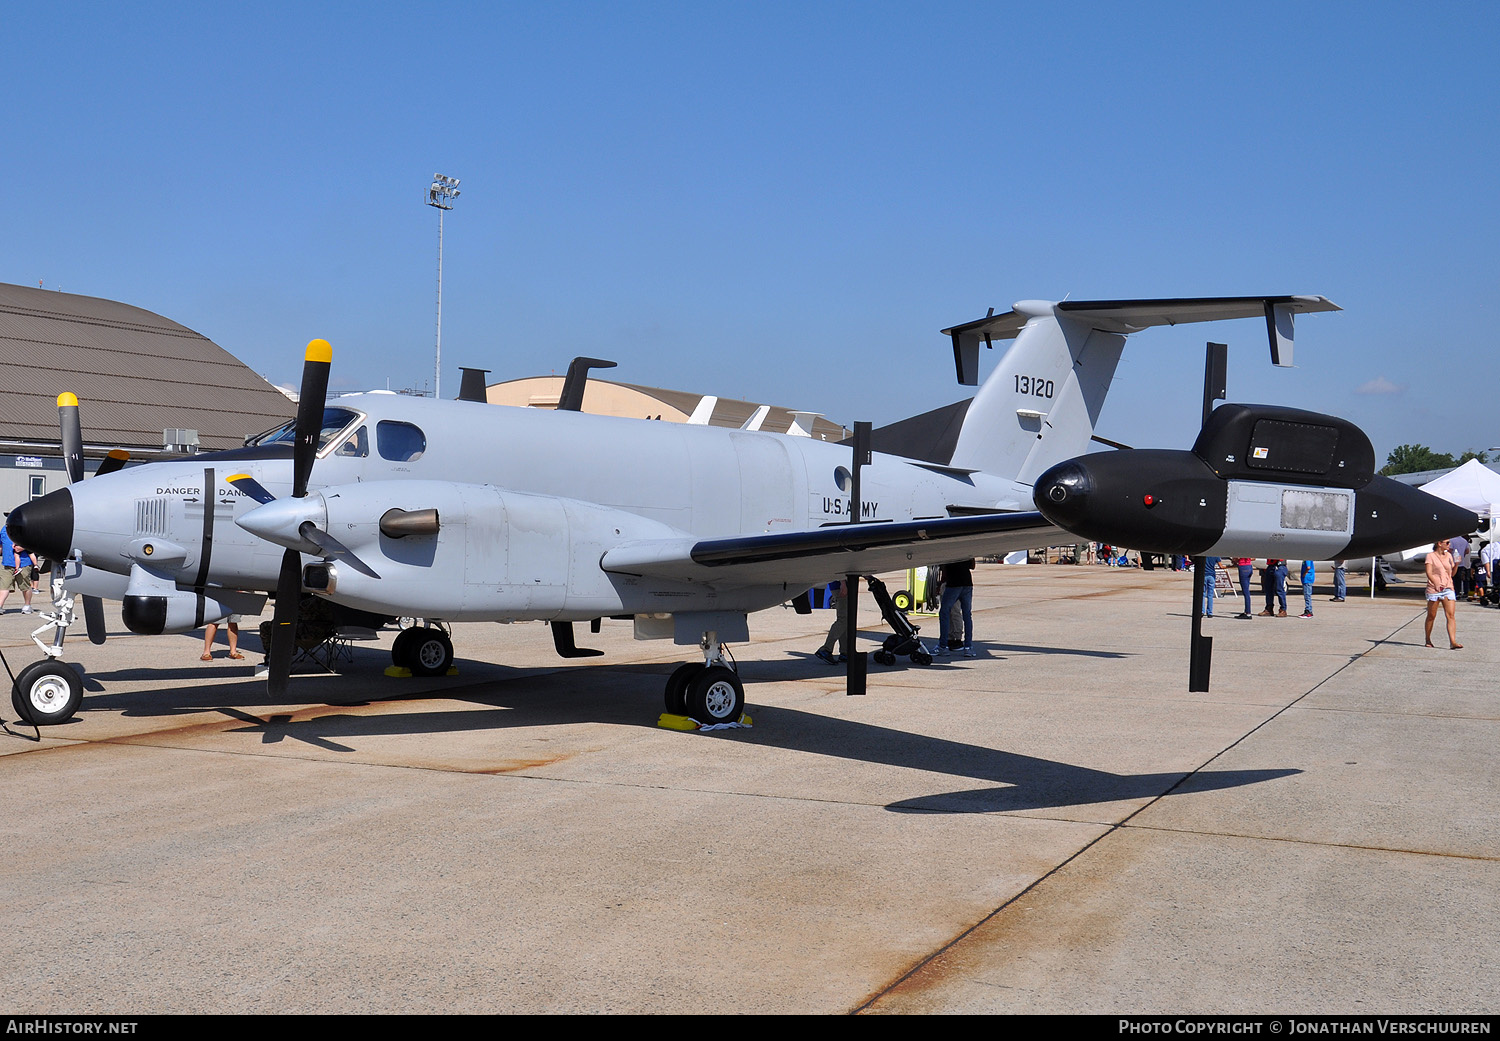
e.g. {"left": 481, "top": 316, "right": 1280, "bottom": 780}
{"left": 135, "top": 497, "right": 170, "bottom": 535}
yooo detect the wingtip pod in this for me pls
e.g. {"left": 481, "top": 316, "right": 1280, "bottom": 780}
{"left": 305, "top": 338, "right": 332, "bottom": 364}
{"left": 57, "top": 392, "right": 78, "bottom": 408}
{"left": 1034, "top": 411, "right": 1483, "bottom": 561}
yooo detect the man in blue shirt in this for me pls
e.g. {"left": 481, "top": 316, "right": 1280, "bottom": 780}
{"left": 0, "top": 516, "right": 39, "bottom": 614}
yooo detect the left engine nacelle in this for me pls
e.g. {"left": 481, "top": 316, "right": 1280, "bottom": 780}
{"left": 267, "top": 480, "right": 688, "bottom": 622}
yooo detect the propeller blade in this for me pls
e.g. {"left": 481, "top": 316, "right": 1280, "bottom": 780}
{"left": 83, "top": 595, "right": 107, "bottom": 645}
{"left": 298, "top": 522, "right": 381, "bottom": 579}
{"left": 292, "top": 339, "right": 332, "bottom": 499}
{"left": 94, "top": 449, "right": 130, "bottom": 477}
{"left": 226, "top": 473, "right": 277, "bottom": 505}
{"left": 265, "top": 548, "right": 303, "bottom": 698}
{"left": 57, "top": 393, "right": 84, "bottom": 485}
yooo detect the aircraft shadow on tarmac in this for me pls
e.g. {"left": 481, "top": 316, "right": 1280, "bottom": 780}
{"left": 74, "top": 652, "right": 1297, "bottom": 815}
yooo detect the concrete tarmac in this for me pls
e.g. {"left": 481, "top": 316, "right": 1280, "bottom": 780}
{"left": 0, "top": 565, "right": 1494, "bottom": 1014}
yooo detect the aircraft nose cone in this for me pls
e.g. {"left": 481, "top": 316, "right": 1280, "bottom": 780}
{"left": 1032, "top": 460, "right": 1092, "bottom": 527}
{"left": 8, "top": 488, "right": 74, "bottom": 562}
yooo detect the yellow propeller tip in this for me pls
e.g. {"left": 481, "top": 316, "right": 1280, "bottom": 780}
{"left": 57, "top": 392, "right": 78, "bottom": 407}
{"left": 305, "top": 338, "right": 332, "bottom": 363}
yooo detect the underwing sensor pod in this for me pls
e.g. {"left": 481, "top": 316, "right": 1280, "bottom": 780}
{"left": 1033, "top": 404, "right": 1477, "bottom": 559}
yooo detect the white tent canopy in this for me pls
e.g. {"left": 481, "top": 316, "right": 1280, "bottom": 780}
{"left": 1395, "top": 458, "right": 1499, "bottom": 560}
{"left": 1415, "top": 458, "right": 1500, "bottom": 519}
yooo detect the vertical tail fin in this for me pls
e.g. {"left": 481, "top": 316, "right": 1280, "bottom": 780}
{"left": 944, "top": 295, "right": 1339, "bottom": 485}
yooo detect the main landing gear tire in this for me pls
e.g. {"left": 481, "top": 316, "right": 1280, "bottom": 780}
{"left": 11, "top": 660, "right": 83, "bottom": 726}
{"left": 405, "top": 627, "right": 454, "bottom": 677}
{"left": 664, "top": 662, "right": 705, "bottom": 715}
{"left": 391, "top": 628, "right": 421, "bottom": 670}
{"left": 411, "top": 627, "right": 456, "bottom": 678}
{"left": 686, "top": 666, "right": 744, "bottom": 726}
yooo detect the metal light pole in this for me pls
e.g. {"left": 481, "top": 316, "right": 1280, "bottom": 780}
{"left": 426, "top": 173, "right": 461, "bottom": 398}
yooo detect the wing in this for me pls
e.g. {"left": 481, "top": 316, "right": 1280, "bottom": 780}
{"left": 600, "top": 511, "right": 1064, "bottom": 586}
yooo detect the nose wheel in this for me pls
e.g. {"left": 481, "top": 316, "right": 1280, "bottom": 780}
{"left": 11, "top": 660, "right": 83, "bottom": 726}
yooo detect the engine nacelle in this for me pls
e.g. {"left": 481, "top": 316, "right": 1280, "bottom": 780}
{"left": 285, "top": 481, "right": 688, "bottom": 621}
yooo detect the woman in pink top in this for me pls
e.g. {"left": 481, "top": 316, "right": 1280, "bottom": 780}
{"left": 1425, "top": 538, "right": 1462, "bottom": 649}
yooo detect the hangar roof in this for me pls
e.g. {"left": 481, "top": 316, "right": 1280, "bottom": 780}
{"left": 0, "top": 282, "right": 294, "bottom": 455}
{"left": 486, "top": 375, "right": 850, "bottom": 441}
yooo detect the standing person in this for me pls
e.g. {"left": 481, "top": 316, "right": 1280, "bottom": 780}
{"left": 946, "top": 597, "right": 966, "bottom": 651}
{"left": 815, "top": 580, "right": 848, "bottom": 665}
{"left": 0, "top": 517, "right": 38, "bottom": 615}
{"left": 1236, "top": 557, "right": 1255, "bottom": 618}
{"left": 1483, "top": 539, "right": 1500, "bottom": 606}
{"left": 201, "top": 615, "right": 244, "bottom": 661}
{"left": 1331, "top": 559, "right": 1347, "bottom": 602}
{"left": 1202, "top": 556, "right": 1220, "bottom": 617}
{"left": 936, "top": 558, "right": 976, "bottom": 657}
{"left": 1451, "top": 534, "right": 1471, "bottom": 598}
{"left": 1424, "top": 539, "right": 1461, "bottom": 649}
{"left": 1299, "top": 559, "right": 1316, "bottom": 618}
{"left": 1260, "top": 559, "right": 1288, "bottom": 616}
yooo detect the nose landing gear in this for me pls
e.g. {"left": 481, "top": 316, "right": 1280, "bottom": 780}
{"left": 9, "top": 562, "right": 85, "bottom": 725}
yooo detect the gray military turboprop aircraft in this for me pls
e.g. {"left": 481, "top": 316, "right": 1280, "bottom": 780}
{"left": 15, "top": 293, "right": 1431, "bottom": 729}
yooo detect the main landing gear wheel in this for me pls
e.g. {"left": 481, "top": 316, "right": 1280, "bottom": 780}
{"left": 391, "top": 628, "right": 421, "bottom": 669}
{"left": 664, "top": 662, "right": 706, "bottom": 715}
{"left": 686, "top": 666, "right": 744, "bottom": 726}
{"left": 11, "top": 660, "right": 83, "bottom": 726}
{"left": 406, "top": 627, "right": 454, "bottom": 676}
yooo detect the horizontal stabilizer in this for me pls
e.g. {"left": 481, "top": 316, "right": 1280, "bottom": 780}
{"left": 942, "top": 295, "right": 1339, "bottom": 384}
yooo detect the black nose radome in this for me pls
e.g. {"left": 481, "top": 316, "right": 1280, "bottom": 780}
{"left": 1032, "top": 460, "right": 1091, "bottom": 525}
{"left": 8, "top": 488, "right": 74, "bottom": 563}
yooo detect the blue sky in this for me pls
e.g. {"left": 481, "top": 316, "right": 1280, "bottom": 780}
{"left": 6, "top": 2, "right": 1497, "bottom": 461}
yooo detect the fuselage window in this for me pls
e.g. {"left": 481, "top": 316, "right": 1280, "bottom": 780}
{"left": 336, "top": 426, "right": 369, "bottom": 458}
{"left": 377, "top": 421, "right": 427, "bottom": 462}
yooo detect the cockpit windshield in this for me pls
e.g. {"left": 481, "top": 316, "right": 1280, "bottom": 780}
{"left": 246, "top": 407, "right": 363, "bottom": 452}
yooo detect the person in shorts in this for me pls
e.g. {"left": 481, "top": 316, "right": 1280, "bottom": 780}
{"left": 1424, "top": 539, "right": 1461, "bottom": 650}
{"left": 202, "top": 615, "right": 244, "bottom": 661}
{"left": 0, "top": 518, "right": 39, "bottom": 614}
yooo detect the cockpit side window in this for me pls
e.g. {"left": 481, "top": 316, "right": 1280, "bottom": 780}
{"left": 247, "top": 407, "right": 362, "bottom": 452}
{"left": 335, "top": 425, "right": 369, "bottom": 458}
{"left": 376, "top": 421, "right": 426, "bottom": 462}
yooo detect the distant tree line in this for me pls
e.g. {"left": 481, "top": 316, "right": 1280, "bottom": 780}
{"left": 1380, "top": 445, "right": 1490, "bottom": 476}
